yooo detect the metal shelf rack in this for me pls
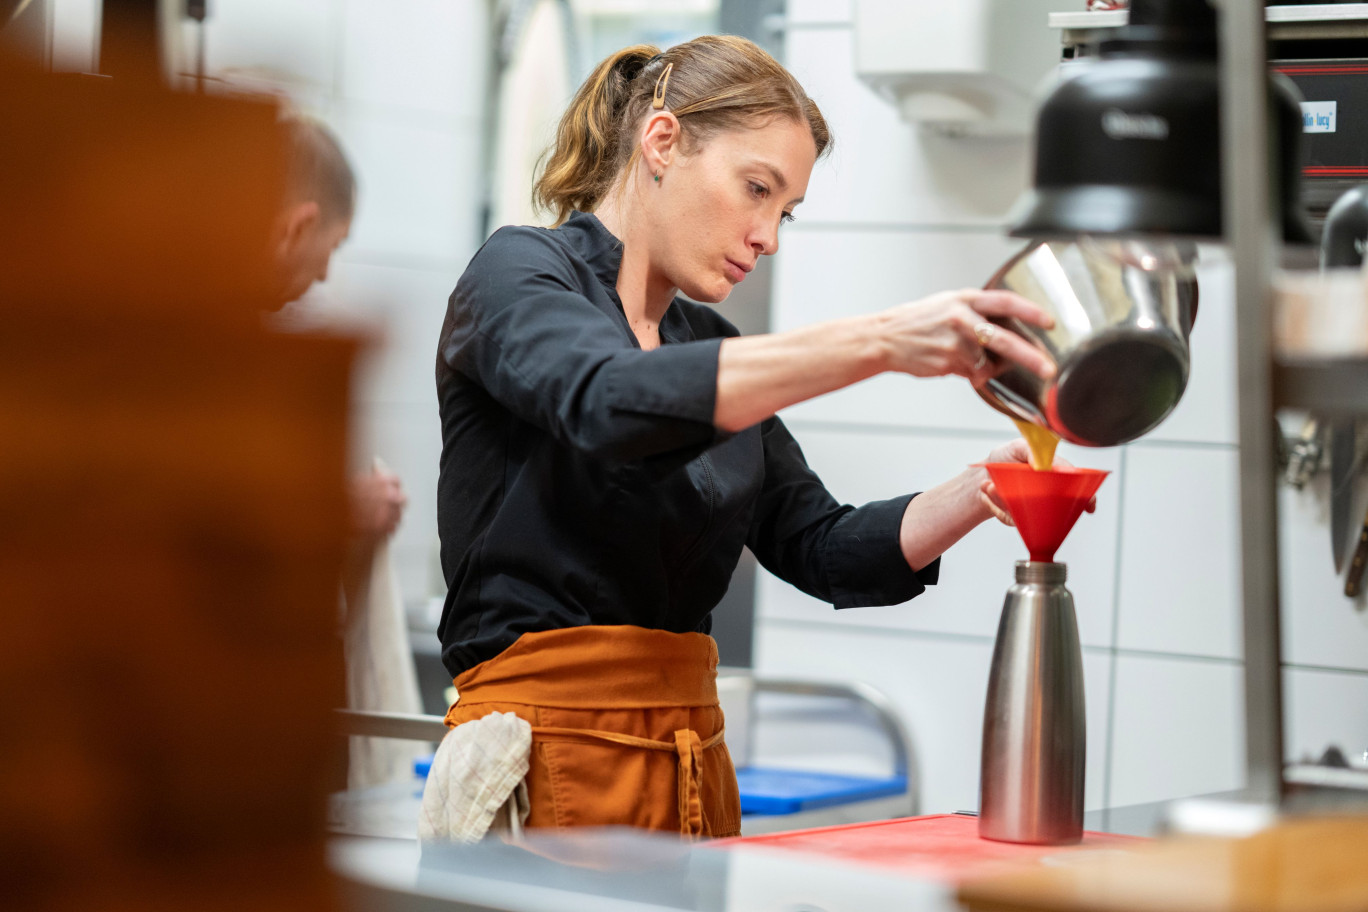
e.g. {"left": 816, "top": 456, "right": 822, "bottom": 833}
{"left": 1051, "top": 3, "right": 1368, "bottom": 46}
{"left": 1274, "top": 356, "right": 1368, "bottom": 415}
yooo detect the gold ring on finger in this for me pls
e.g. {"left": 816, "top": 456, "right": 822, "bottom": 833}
{"left": 973, "top": 322, "right": 997, "bottom": 347}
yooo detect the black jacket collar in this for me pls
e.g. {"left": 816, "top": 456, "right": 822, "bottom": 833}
{"left": 562, "top": 210, "right": 624, "bottom": 290}
{"left": 561, "top": 210, "right": 692, "bottom": 345}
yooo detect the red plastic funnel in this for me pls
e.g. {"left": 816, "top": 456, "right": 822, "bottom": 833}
{"left": 984, "top": 463, "right": 1109, "bottom": 563}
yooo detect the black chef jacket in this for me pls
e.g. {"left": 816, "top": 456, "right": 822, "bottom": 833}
{"left": 435, "top": 211, "right": 939, "bottom": 677}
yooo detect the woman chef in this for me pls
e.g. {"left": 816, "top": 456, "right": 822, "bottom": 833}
{"left": 434, "top": 35, "right": 1055, "bottom": 839}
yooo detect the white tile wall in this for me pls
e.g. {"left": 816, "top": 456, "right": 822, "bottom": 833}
{"left": 351, "top": 401, "right": 445, "bottom": 604}
{"left": 1082, "top": 651, "right": 1116, "bottom": 813}
{"left": 339, "top": 0, "right": 488, "bottom": 119}
{"left": 332, "top": 111, "right": 482, "bottom": 268}
{"left": 747, "top": 688, "right": 899, "bottom": 780}
{"left": 1114, "top": 444, "right": 1242, "bottom": 660}
{"left": 202, "top": 0, "right": 340, "bottom": 109}
{"left": 754, "top": 622, "right": 1113, "bottom": 813}
{"left": 757, "top": 426, "right": 1122, "bottom": 648}
{"left": 317, "top": 261, "right": 458, "bottom": 408}
{"left": 1146, "top": 254, "right": 1238, "bottom": 446}
{"left": 1108, "top": 654, "right": 1244, "bottom": 807}
{"left": 787, "top": 0, "right": 853, "bottom": 26}
{"left": 1280, "top": 475, "right": 1368, "bottom": 673}
{"left": 781, "top": 27, "right": 1032, "bottom": 228}
{"left": 1284, "top": 667, "right": 1368, "bottom": 766}
{"left": 772, "top": 228, "right": 1030, "bottom": 433}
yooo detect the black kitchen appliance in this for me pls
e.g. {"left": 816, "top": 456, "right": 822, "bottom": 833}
{"left": 1274, "top": 59, "right": 1368, "bottom": 225}
{"left": 1010, "top": 0, "right": 1314, "bottom": 242}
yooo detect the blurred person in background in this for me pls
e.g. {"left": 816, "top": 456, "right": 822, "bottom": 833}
{"left": 270, "top": 116, "right": 357, "bottom": 309}
{"left": 270, "top": 116, "right": 420, "bottom": 789}
{"left": 271, "top": 115, "right": 406, "bottom": 546}
{"left": 430, "top": 35, "right": 1058, "bottom": 840}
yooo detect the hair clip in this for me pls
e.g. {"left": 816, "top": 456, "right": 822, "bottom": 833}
{"left": 652, "top": 62, "right": 673, "bottom": 110}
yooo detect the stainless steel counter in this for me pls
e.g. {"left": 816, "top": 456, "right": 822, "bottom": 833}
{"left": 332, "top": 828, "right": 964, "bottom": 912}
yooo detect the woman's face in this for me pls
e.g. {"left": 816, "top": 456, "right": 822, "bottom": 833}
{"left": 650, "top": 116, "right": 816, "bottom": 304}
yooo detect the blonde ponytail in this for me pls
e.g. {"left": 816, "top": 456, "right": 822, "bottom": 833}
{"left": 535, "top": 36, "right": 831, "bottom": 228}
{"left": 534, "top": 45, "right": 660, "bottom": 227}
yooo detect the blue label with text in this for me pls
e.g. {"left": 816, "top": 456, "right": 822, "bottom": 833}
{"left": 1301, "top": 101, "right": 1337, "bottom": 133}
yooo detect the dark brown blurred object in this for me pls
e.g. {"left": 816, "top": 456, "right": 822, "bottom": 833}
{"left": 0, "top": 40, "right": 355, "bottom": 912}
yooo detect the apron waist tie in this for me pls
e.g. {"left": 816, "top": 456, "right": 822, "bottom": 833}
{"left": 532, "top": 725, "right": 724, "bottom": 838}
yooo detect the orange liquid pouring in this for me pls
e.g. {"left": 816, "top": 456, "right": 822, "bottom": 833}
{"left": 1012, "top": 418, "right": 1060, "bottom": 471}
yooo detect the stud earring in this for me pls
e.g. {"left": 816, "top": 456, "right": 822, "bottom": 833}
{"left": 653, "top": 172, "right": 661, "bottom": 183}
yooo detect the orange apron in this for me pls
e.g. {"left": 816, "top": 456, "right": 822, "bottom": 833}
{"left": 442, "top": 625, "right": 741, "bottom": 839}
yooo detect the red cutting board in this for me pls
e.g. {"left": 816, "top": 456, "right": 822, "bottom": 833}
{"left": 722, "top": 814, "right": 1144, "bottom": 884}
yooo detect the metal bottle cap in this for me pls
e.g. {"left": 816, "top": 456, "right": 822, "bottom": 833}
{"left": 1015, "top": 560, "right": 1068, "bottom": 585}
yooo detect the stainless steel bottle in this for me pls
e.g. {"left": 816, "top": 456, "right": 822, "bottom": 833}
{"left": 979, "top": 560, "right": 1086, "bottom": 845}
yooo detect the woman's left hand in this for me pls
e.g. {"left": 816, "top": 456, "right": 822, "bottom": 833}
{"left": 977, "top": 438, "right": 1097, "bottom": 527}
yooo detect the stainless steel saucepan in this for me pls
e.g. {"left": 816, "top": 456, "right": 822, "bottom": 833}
{"left": 979, "top": 237, "right": 1199, "bottom": 447}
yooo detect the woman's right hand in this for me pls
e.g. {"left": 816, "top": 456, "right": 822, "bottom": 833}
{"left": 872, "top": 289, "right": 1057, "bottom": 387}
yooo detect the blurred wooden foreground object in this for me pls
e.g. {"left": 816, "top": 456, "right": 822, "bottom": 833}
{"left": 0, "top": 46, "right": 356, "bottom": 912}
{"left": 957, "top": 815, "right": 1368, "bottom": 912}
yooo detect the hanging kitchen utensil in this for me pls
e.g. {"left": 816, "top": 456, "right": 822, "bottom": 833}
{"left": 1281, "top": 417, "right": 1324, "bottom": 491}
{"left": 1344, "top": 505, "right": 1368, "bottom": 598}
{"left": 1321, "top": 185, "right": 1368, "bottom": 270}
{"left": 1330, "top": 420, "right": 1358, "bottom": 573}
{"left": 1319, "top": 185, "right": 1368, "bottom": 573}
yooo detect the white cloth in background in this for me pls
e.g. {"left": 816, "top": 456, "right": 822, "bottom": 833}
{"left": 344, "top": 464, "right": 425, "bottom": 789}
{"left": 419, "top": 711, "right": 532, "bottom": 844}
{"left": 490, "top": 0, "right": 573, "bottom": 230}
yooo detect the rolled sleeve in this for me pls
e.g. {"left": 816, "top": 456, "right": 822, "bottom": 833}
{"left": 601, "top": 337, "right": 722, "bottom": 426}
{"left": 747, "top": 417, "right": 939, "bottom": 609}
{"left": 825, "top": 493, "right": 940, "bottom": 609}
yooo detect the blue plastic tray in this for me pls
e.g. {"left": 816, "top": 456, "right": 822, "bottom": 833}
{"left": 736, "top": 767, "right": 908, "bottom": 816}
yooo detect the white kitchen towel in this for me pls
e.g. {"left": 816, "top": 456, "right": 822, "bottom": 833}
{"left": 419, "top": 711, "right": 532, "bottom": 844}
{"left": 344, "top": 458, "right": 425, "bottom": 790}
{"left": 490, "top": 0, "right": 573, "bottom": 230}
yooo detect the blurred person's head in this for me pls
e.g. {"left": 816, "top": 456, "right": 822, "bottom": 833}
{"left": 535, "top": 35, "right": 831, "bottom": 305}
{"left": 270, "top": 117, "right": 356, "bottom": 307}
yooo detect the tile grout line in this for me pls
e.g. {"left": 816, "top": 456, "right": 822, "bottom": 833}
{"left": 1283, "top": 661, "right": 1368, "bottom": 677}
{"left": 1107, "top": 647, "right": 1242, "bottom": 666}
{"left": 759, "top": 615, "right": 1285, "bottom": 668}
{"left": 1102, "top": 445, "right": 1130, "bottom": 831}
{"left": 787, "top": 221, "right": 1013, "bottom": 235}
{"left": 784, "top": 20, "right": 854, "bottom": 32}
{"left": 761, "top": 616, "right": 1344, "bottom": 673}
